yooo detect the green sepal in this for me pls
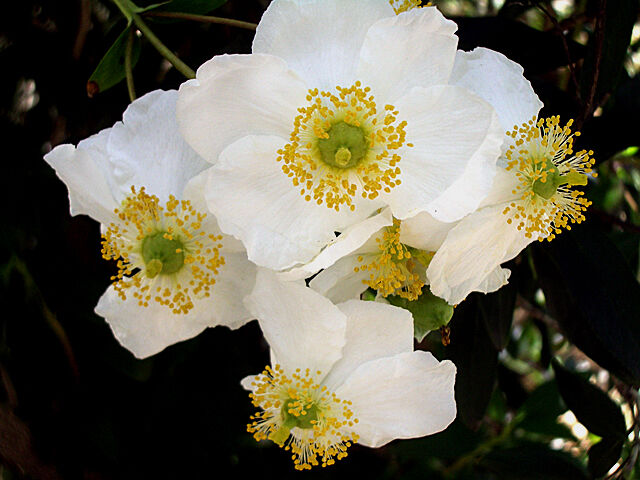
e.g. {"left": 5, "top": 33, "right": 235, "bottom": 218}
{"left": 387, "top": 287, "right": 454, "bottom": 342}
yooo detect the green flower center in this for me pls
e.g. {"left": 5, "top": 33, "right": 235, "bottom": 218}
{"left": 141, "top": 232, "right": 185, "bottom": 278}
{"left": 317, "top": 121, "right": 368, "bottom": 169}
{"left": 267, "top": 397, "right": 321, "bottom": 447}
{"left": 532, "top": 159, "right": 589, "bottom": 200}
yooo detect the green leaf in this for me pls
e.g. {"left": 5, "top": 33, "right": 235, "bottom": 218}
{"left": 516, "top": 381, "right": 575, "bottom": 440}
{"left": 445, "top": 296, "right": 499, "bottom": 430}
{"left": 532, "top": 223, "right": 640, "bottom": 386}
{"left": 478, "top": 280, "right": 516, "bottom": 351}
{"left": 579, "top": 0, "right": 638, "bottom": 104}
{"left": 552, "top": 360, "right": 627, "bottom": 440}
{"left": 588, "top": 437, "right": 624, "bottom": 478}
{"left": 87, "top": 27, "right": 141, "bottom": 97}
{"left": 386, "top": 287, "right": 453, "bottom": 342}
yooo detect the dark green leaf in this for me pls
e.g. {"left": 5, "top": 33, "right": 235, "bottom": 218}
{"left": 579, "top": 0, "right": 638, "bottom": 105}
{"left": 87, "top": 27, "right": 141, "bottom": 96}
{"left": 446, "top": 296, "right": 499, "bottom": 429}
{"left": 481, "top": 443, "right": 589, "bottom": 480}
{"left": 588, "top": 437, "right": 624, "bottom": 478}
{"left": 532, "top": 222, "right": 640, "bottom": 386}
{"left": 387, "top": 287, "right": 454, "bottom": 342}
{"left": 552, "top": 360, "right": 626, "bottom": 440}
{"left": 154, "top": 0, "right": 227, "bottom": 15}
{"left": 516, "top": 381, "right": 575, "bottom": 439}
{"left": 478, "top": 280, "right": 516, "bottom": 350}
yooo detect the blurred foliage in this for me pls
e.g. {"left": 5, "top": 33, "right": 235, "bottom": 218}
{"left": 1, "top": 0, "right": 640, "bottom": 478}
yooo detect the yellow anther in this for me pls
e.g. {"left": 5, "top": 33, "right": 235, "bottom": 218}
{"left": 503, "top": 116, "right": 595, "bottom": 241}
{"left": 247, "top": 365, "right": 358, "bottom": 471}
{"left": 356, "top": 219, "right": 433, "bottom": 300}
{"left": 101, "top": 186, "right": 225, "bottom": 314}
{"left": 278, "top": 82, "right": 409, "bottom": 212}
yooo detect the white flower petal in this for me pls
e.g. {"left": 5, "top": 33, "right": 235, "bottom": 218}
{"left": 44, "top": 130, "right": 118, "bottom": 225}
{"left": 241, "top": 374, "right": 260, "bottom": 392}
{"left": 43, "top": 90, "right": 209, "bottom": 225}
{"left": 357, "top": 6, "right": 458, "bottom": 103}
{"left": 309, "top": 254, "right": 370, "bottom": 303}
{"left": 399, "top": 212, "right": 454, "bottom": 252}
{"left": 253, "top": 0, "right": 395, "bottom": 89}
{"left": 425, "top": 112, "right": 503, "bottom": 220}
{"left": 177, "top": 54, "right": 308, "bottom": 163}
{"left": 280, "top": 208, "right": 393, "bottom": 281}
{"left": 335, "top": 351, "right": 456, "bottom": 447}
{"left": 182, "top": 169, "right": 246, "bottom": 254}
{"left": 480, "top": 166, "right": 521, "bottom": 208}
{"left": 476, "top": 266, "right": 511, "bottom": 295}
{"left": 388, "top": 85, "right": 502, "bottom": 221}
{"left": 106, "top": 89, "right": 209, "bottom": 203}
{"left": 206, "top": 135, "right": 377, "bottom": 271}
{"left": 243, "top": 269, "right": 346, "bottom": 376}
{"left": 206, "top": 251, "right": 258, "bottom": 330}
{"left": 427, "top": 203, "right": 533, "bottom": 305}
{"left": 322, "top": 300, "right": 413, "bottom": 390}
{"left": 95, "top": 281, "right": 249, "bottom": 359}
{"left": 449, "top": 47, "right": 543, "bottom": 132}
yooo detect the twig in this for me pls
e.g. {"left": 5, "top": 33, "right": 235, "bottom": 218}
{"left": 125, "top": 27, "right": 136, "bottom": 102}
{"left": 111, "top": 0, "right": 196, "bottom": 79}
{"left": 144, "top": 11, "right": 258, "bottom": 31}
{"left": 577, "top": 0, "right": 607, "bottom": 129}
{"left": 536, "top": 3, "right": 580, "bottom": 98}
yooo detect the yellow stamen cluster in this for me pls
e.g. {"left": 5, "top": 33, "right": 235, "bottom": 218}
{"left": 503, "top": 116, "right": 596, "bottom": 241}
{"left": 101, "top": 186, "right": 224, "bottom": 314}
{"left": 278, "top": 81, "right": 409, "bottom": 212}
{"left": 389, "top": 0, "right": 432, "bottom": 14}
{"left": 247, "top": 364, "right": 359, "bottom": 470}
{"left": 354, "top": 219, "right": 432, "bottom": 300}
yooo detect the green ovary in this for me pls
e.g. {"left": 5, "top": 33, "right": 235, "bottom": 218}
{"left": 141, "top": 232, "right": 185, "bottom": 278}
{"left": 317, "top": 121, "right": 368, "bottom": 169}
{"left": 532, "top": 159, "right": 588, "bottom": 200}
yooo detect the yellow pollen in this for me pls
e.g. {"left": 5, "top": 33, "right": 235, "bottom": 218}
{"left": 503, "top": 116, "right": 596, "bottom": 241}
{"left": 355, "top": 219, "right": 432, "bottom": 300}
{"left": 277, "top": 81, "right": 409, "bottom": 212}
{"left": 389, "top": 0, "right": 432, "bottom": 14}
{"left": 247, "top": 364, "right": 358, "bottom": 470}
{"left": 101, "top": 186, "right": 225, "bottom": 314}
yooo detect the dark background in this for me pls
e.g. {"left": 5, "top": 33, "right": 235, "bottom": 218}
{"left": 2, "top": 1, "right": 640, "bottom": 478}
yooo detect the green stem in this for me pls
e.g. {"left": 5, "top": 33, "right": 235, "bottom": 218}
{"left": 111, "top": 0, "right": 196, "bottom": 79}
{"left": 125, "top": 27, "right": 137, "bottom": 102}
{"left": 132, "top": 12, "right": 195, "bottom": 78}
{"left": 144, "top": 11, "right": 257, "bottom": 31}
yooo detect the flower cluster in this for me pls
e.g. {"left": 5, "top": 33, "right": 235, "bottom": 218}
{"left": 43, "top": 0, "right": 595, "bottom": 471}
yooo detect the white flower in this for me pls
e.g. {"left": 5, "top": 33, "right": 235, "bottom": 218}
{"left": 406, "top": 49, "right": 595, "bottom": 305}
{"left": 43, "top": 90, "right": 257, "bottom": 358}
{"left": 177, "top": 0, "right": 503, "bottom": 271}
{"left": 242, "top": 269, "right": 456, "bottom": 470}
{"left": 297, "top": 47, "right": 573, "bottom": 306}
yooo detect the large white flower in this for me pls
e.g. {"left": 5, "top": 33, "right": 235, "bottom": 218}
{"left": 242, "top": 269, "right": 456, "bottom": 470}
{"left": 177, "top": 1, "right": 504, "bottom": 271}
{"left": 44, "top": 90, "right": 257, "bottom": 358}
{"left": 406, "top": 49, "right": 595, "bottom": 305}
{"left": 281, "top": 47, "right": 550, "bottom": 305}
